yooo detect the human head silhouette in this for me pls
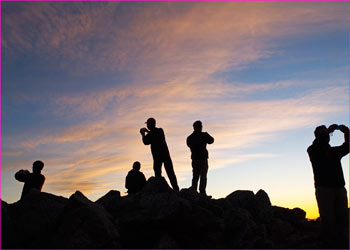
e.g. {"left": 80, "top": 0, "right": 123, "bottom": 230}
{"left": 193, "top": 120, "right": 202, "bottom": 132}
{"left": 33, "top": 160, "right": 44, "bottom": 173}
{"left": 146, "top": 117, "right": 156, "bottom": 130}
{"left": 314, "top": 125, "right": 330, "bottom": 144}
{"left": 132, "top": 161, "right": 141, "bottom": 171}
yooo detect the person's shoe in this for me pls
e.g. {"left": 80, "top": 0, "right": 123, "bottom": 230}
{"left": 200, "top": 192, "right": 212, "bottom": 199}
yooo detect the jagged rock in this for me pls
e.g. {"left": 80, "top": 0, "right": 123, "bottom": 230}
{"left": 95, "top": 190, "right": 121, "bottom": 214}
{"left": 226, "top": 190, "right": 256, "bottom": 210}
{"left": 255, "top": 189, "right": 273, "bottom": 222}
{"left": 223, "top": 207, "right": 257, "bottom": 248}
{"left": 272, "top": 206, "right": 307, "bottom": 227}
{"left": 141, "top": 176, "right": 174, "bottom": 194}
{"left": 2, "top": 179, "right": 331, "bottom": 249}
{"left": 291, "top": 207, "right": 306, "bottom": 221}
{"left": 2, "top": 189, "right": 68, "bottom": 248}
{"left": 267, "top": 218, "right": 295, "bottom": 247}
{"left": 1, "top": 200, "right": 16, "bottom": 249}
{"left": 52, "top": 191, "right": 120, "bottom": 248}
{"left": 154, "top": 233, "right": 180, "bottom": 248}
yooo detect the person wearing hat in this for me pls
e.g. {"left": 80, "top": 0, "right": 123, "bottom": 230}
{"left": 140, "top": 118, "right": 180, "bottom": 191}
{"left": 125, "top": 161, "right": 146, "bottom": 194}
{"left": 15, "top": 160, "right": 46, "bottom": 199}
{"left": 186, "top": 120, "right": 214, "bottom": 197}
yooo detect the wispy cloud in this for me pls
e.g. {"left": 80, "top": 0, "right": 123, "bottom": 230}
{"left": 3, "top": 2, "right": 348, "bottom": 75}
{"left": 3, "top": 78, "right": 347, "bottom": 198}
{"left": 2, "top": 1, "right": 348, "bottom": 203}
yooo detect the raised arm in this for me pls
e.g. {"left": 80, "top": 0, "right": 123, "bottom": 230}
{"left": 334, "top": 125, "right": 349, "bottom": 158}
{"left": 206, "top": 132, "right": 214, "bottom": 144}
{"left": 14, "top": 170, "right": 30, "bottom": 182}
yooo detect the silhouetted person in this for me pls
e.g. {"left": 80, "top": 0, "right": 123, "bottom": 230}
{"left": 14, "top": 160, "right": 45, "bottom": 200}
{"left": 307, "top": 124, "right": 349, "bottom": 247}
{"left": 140, "top": 117, "right": 179, "bottom": 191}
{"left": 125, "top": 161, "right": 146, "bottom": 194}
{"left": 187, "top": 120, "right": 214, "bottom": 196}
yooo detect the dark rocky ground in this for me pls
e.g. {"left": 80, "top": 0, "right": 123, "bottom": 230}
{"left": 2, "top": 177, "right": 348, "bottom": 249}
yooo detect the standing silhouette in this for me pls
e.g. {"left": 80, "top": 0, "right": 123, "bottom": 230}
{"left": 14, "top": 160, "right": 45, "bottom": 200}
{"left": 307, "top": 124, "right": 349, "bottom": 247}
{"left": 140, "top": 118, "right": 179, "bottom": 191}
{"left": 187, "top": 120, "right": 214, "bottom": 196}
{"left": 125, "top": 161, "right": 146, "bottom": 194}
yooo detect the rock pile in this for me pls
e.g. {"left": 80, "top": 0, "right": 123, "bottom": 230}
{"left": 1, "top": 177, "right": 338, "bottom": 249}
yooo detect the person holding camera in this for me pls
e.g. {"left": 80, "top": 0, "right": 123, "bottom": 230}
{"left": 14, "top": 160, "right": 46, "bottom": 200}
{"left": 140, "top": 118, "right": 179, "bottom": 191}
{"left": 307, "top": 124, "right": 349, "bottom": 247}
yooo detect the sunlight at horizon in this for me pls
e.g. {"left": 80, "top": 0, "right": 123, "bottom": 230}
{"left": 1, "top": 1, "right": 349, "bottom": 219}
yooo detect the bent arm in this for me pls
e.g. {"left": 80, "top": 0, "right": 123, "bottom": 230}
{"left": 142, "top": 134, "right": 151, "bottom": 145}
{"left": 334, "top": 126, "right": 349, "bottom": 158}
{"left": 14, "top": 170, "right": 30, "bottom": 182}
{"left": 206, "top": 133, "right": 214, "bottom": 144}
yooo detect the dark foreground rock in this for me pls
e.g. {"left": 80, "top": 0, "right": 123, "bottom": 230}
{"left": 2, "top": 177, "right": 348, "bottom": 249}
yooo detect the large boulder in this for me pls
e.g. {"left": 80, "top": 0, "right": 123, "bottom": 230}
{"left": 95, "top": 190, "right": 121, "bottom": 215}
{"left": 1, "top": 200, "right": 16, "bottom": 249}
{"left": 272, "top": 206, "right": 306, "bottom": 227}
{"left": 255, "top": 189, "right": 273, "bottom": 222}
{"left": 1, "top": 185, "right": 332, "bottom": 249}
{"left": 225, "top": 190, "right": 256, "bottom": 210}
{"left": 1, "top": 190, "right": 68, "bottom": 248}
{"left": 52, "top": 191, "right": 120, "bottom": 248}
{"left": 114, "top": 177, "right": 223, "bottom": 248}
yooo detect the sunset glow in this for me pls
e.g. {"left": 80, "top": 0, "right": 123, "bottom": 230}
{"left": 2, "top": 1, "right": 349, "bottom": 219}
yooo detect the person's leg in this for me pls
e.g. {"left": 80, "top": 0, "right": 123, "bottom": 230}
{"left": 334, "top": 187, "right": 349, "bottom": 248}
{"left": 335, "top": 187, "right": 349, "bottom": 228}
{"left": 199, "top": 160, "right": 209, "bottom": 194}
{"left": 316, "top": 186, "right": 336, "bottom": 247}
{"left": 191, "top": 160, "right": 201, "bottom": 191}
{"left": 164, "top": 157, "right": 179, "bottom": 191}
{"left": 153, "top": 159, "right": 162, "bottom": 178}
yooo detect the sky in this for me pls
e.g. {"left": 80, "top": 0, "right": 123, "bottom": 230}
{"left": 1, "top": 1, "right": 349, "bottom": 219}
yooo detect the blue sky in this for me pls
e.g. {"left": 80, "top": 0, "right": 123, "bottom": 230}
{"left": 1, "top": 1, "right": 349, "bottom": 218}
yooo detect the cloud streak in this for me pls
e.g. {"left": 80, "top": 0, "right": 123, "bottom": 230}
{"left": 2, "top": 1, "right": 348, "bottom": 207}
{"left": 3, "top": 78, "right": 348, "bottom": 199}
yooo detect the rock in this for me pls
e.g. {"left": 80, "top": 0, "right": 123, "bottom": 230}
{"left": 225, "top": 190, "right": 256, "bottom": 210}
{"left": 1, "top": 200, "right": 16, "bottom": 249}
{"left": 52, "top": 191, "right": 120, "bottom": 248}
{"left": 255, "top": 189, "right": 272, "bottom": 222}
{"left": 267, "top": 218, "right": 294, "bottom": 246}
{"left": 291, "top": 207, "right": 306, "bottom": 221}
{"left": 272, "top": 206, "right": 307, "bottom": 227}
{"left": 223, "top": 207, "right": 257, "bottom": 248}
{"left": 154, "top": 233, "right": 180, "bottom": 248}
{"left": 2, "top": 189, "right": 68, "bottom": 248}
{"left": 1, "top": 183, "right": 335, "bottom": 249}
{"left": 95, "top": 190, "right": 121, "bottom": 214}
{"left": 141, "top": 176, "right": 174, "bottom": 194}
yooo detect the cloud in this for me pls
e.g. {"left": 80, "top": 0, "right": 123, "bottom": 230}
{"left": 2, "top": 2, "right": 348, "bottom": 202}
{"left": 2, "top": 77, "right": 348, "bottom": 199}
{"left": 3, "top": 2, "right": 348, "bottom": 76}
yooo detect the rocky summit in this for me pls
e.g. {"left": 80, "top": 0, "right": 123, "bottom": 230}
{"left": 1, "top": 177, "right": 347, "bottom": 249}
